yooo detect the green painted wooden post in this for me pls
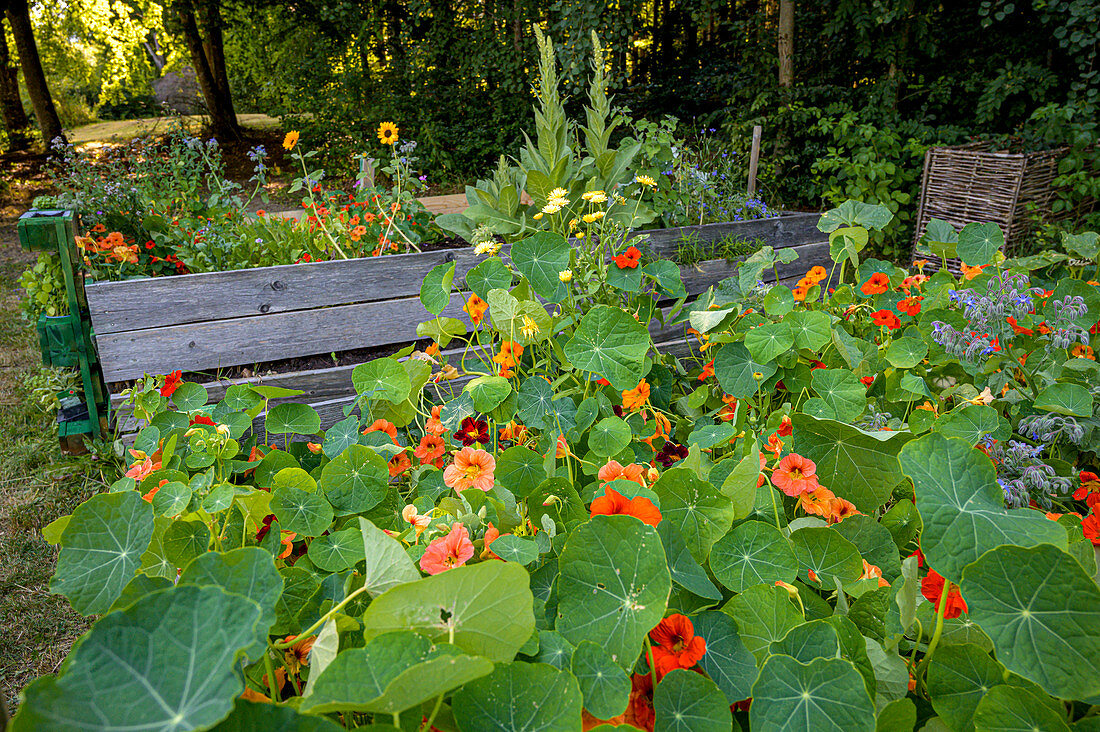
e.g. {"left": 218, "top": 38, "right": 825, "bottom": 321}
{"left": 17, "top": 209, "right": 110, "bottom": 443}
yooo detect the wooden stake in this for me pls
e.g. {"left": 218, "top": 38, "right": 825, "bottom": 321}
{"left": 747, "top": 125, "right": 762, "bottom": 197}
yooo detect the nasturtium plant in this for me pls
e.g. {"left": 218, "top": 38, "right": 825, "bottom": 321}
{"left": 19, "top": 201, "right": 1100, "bottom": 731}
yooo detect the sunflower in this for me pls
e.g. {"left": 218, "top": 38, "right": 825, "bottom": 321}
{"left": 377, "top": 122, "right": 399, "bottom": 145}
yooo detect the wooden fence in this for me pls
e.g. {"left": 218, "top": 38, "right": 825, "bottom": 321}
{"left": 84, "top": 212, "right": 827, "bottom": 434}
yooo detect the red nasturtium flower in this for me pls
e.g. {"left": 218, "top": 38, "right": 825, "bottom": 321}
{"left": 388, "top": 451, "right": 411, "bottom": 477}
{"left": 161, "top": 370, "right": 183, "bottom": 397}
{"left": 454, "top": 416, "right": 490, "bottom": 446}
{"left": 777, "top": 414, "right": 792, "bottom": 437}
{"left": 860, "top": 272, "right": 890, "bottom": 295}
{"left": 772, "top": 453, "right": 820, "bottom": 496}
{"left": 590, "top": 486, "right": 662, "bottom": 527}
{"left": 419, "top": 522, "right": 474, "bottom": 575}
{"left": 189, "top": 414, "right": 216, "bottom": 427}
{"left": 871, "top": 309, "right": 902, "bottom": 329}
{"left": 613, "top": 245, "right": 642, "bottom": 269}
{"left": 921, "top": 568, "right": 968, "bottom": 619}
{"left": 1082, "top": 513, "right": 1100, "bottom": 546}
{"left": 443, "top": 447, "right": 496, "bottom": 492}
{"left": 897, "top": 296, "right": 923, "bottom": 316}
{"left": 648, "top": 614, "right": 707, "bottom": 677}
{"left": 1075, "top": 471, "right": 1100, "bottom": 508}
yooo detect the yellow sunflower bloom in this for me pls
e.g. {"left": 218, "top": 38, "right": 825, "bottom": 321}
{"left": 377, "top": 122, "right": 399, "bottom": 145}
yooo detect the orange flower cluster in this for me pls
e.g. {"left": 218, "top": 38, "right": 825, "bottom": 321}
{"left": 770, "top": 453, "right": 860, "bottom": 524}
{"left": 613, "top": 245, "right": 642, "bottom": 269}
{"left": 793, "top": 265, "right": 828, "bottom": 301}
{"left": 493, "top": 341, "right": 523, "bottom": 378}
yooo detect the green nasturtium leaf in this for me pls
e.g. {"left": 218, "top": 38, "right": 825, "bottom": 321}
{"left": 789, "top": 526, "right": 864, "bottom": 587}
{"left": 273, "top": 566, "right": 321, "bottom": 634}
{"left": 691, "top": 611, "right": 759, "bottom": 705}
{"left": 322, "top": 414, "right": 361, "bottom": 458}
{"left": 792, "top": 413, "right": 914, "bottom": 513}
{"left": 512, "top": 231, "right": 570, "bottom": 303}
{"left": 960, "top": 543, "right": 1100, "bottom": 700}
{"left": 957, "top": 222, "right": 1003, "bottom": 267}
{"left": 487, "top": 288, "right": 552, "bottom": 346}
{"left": 465, "top": 375, "right": 512, "bottom": 413}
{"left": 722, "top": 583, "right": 804, "bottom": 663}
{"left": 589, "top": 416, "right": 632, "bottom": 457}
{"left": 653, "top": 669, "right": 733, "bottom": 732}
{"left": 465, "top": 256, "right": 512, "bottom": 301}
{"left": 972, "top": 684, "right": 1071, "bottom": 732}
{"left": 360, "top": 517, "right": 420, "bottom": 596}
{"left": 885, "top": 337, "right": 928, "bottom": 369}
{"left": 532, "top": 629, "right": 574, "bottom": 669}
{"left": 556, "top": 515, "right": 672, "bottom": 668}
{"left": 352, "top": 357, "right": 411, "bottom": 404}
{"left": 270, "top": 484, "right": 334, "bottom": 537}
{"left": 653, "top": 467, "right": 735, "bottom": 563}
{"left": 308, "top": 526, "right": 365, "bottom": 572}
{"left": 811, "top": 369, "right": 868, "bottom": 423}
{"left": 564, "top": 305, "right": 652, "bottom": 390}
{"left": 14, "top": 586, "right": 261, "bottom": 732}
{"left": 495, "top": 446, "right": 547, "bottom": 497}
{"left": 926, "top": 643, "right": 1008, "bottom": 732}
{"left": 769, "top": 619, "right": 840, "bottom": 662}
{"left": 421, "top": 260, "right": 457, "bottom": 316}
{"left": 451, "top": 661, "right": 583, "bottom": 732}
{"left": 171, "top": 381, "right": 208, "bottom": 411}
{"left": 517, "top": 376, "right": 555, "bottom": 429}
{"left": 572, "top": 640, "right": 631, "bottom": 720}
{"left": 745, "top": 321, "right": 794, "bottom": 364}
{"left": 300, "top": 631, "right": 493, "bottom": 715}
{"left": 210, "top": 699, "right": 343, "bottom": 731}
{"left": 319, "top": 443, "right": 389, "bottom": 515}
{"left": 709, "top": 520, "right": 798, "bottom": 593}
{"left": 899, "top": 433, "right": 1066, "bottom": 582}
{"left": 788, "top": 310, "right": 832, "bottom": 351}
{"left": 750, "top": 656, "right": 876, "bottom": 732}
{"left": 935, "top": 405, "right": 1010, "bottom": 445}
{"left": 657, "top": 521, "right": 722, "bottom": 601}
{"left": 1034, "top": 382, "right": 1093, "bottom": 417}
{"left": 714, "top": 342, "right": 777, "bottom": 398}
{"left": 265, "top": 402, "right": 321, "bottom": 435}
{"left": 491, "top": 534, "right": 539, "bottom": 564}
{"left": 50, "top": 490, "right": 154, "bottom": 616}
{"left": 361, "top": 560, "right": 534, "bottom": 662}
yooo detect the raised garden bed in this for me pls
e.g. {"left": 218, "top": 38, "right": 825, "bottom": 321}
{"left": 79, "top": 212, "right": 828, "bottom": 435}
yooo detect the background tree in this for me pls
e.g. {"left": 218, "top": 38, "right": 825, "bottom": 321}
{"left": 3, "top": 0, "right": 64, "bottom": 145}
{"left": 172, "top": 0, "right": 239, "bottom": 139}
{"left": 0, "top": 14, "right": 31, "bottom": 150}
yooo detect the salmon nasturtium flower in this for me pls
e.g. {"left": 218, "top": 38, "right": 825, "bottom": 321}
{"left": 798, "top": 486, "right": 836, "bottom": 517}
{"left": 921, "top": 568, "right": 968, "bottom": 618}
{"left": 426, "top": 405, "right": 446, "bottom": 436}
{"left": 860, "top": 272, "right": 889, "bottom": 295}
{"left": 481, "top": 522, "right": 501, "bottom": 560}
{"left": 419, "top": 522, "right": 474, "bottom": 575}
{"left": 772, "top": 453, "right": 820, "bottom": 496}
{"left": 622, "top": 378, "right": 650, "bottom": 410}
{"left": 464, "top": 294, "right": 488, "bottom": 325}
{"left": 401, "top": 504, "right": 431, "bottom": 541}
{"left": 556, "top": 434, "right": 570, "bottom": 458}
{"left": 160, "top": 370, "right": 183, "bottom": 397}
{"left": 363, "top": 418, "right": 399, "bottom": 444}
{"left": 590, "top": 486, "right": 662, "bottom": 527}
{"left": 648, "top": 614, "right": 706, "bottom": 677}
{"left": 860, "top": 559, "right": 890, "bottom": 588}
{"left": 598, "top": 459, "right": 647, "bottom": 487}
{"left": 443, "top": 447, "right": 496, "bottom": 492}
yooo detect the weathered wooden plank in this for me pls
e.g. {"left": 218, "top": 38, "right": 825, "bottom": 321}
{"left": 86, "top": 214, "right": 821, "bottom": 335}
{"left": 678, "top": 240, "right": 831, "bottom": 295}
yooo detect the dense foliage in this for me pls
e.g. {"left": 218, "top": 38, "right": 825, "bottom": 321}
{"left": 15, "top": 200, "right": 1100, "bottom": 731}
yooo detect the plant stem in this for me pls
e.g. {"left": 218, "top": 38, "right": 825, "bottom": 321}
{"left": 263, "top": 650, "right": 281, "bottom": 702}
{"left": 270, "top": 584, "right": 370, "bottom": 650}
{"left": 916, "top": 579, "right": 951, "bottom": 697}
{"left": 419, "top": 693, "right": 446, "bottom": 732}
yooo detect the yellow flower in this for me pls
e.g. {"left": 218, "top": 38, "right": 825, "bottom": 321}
{"left": 282, "top": 130, "right": 300, "bottom": 150}
{"left": 434, "top": 364, "right": 459, "bottom": 382}
{"left": 548, "top": 187, "right": 569, "bottom": 200}
{"left": 568, "top": 219, "right": 579, "bottom": 232}
{"left": 559, "top": 269, "right": 572, "bottom": 282}
{"left": 582, "top": 211, "right": 606, "bottom": 224}
{"left": 582, "top": 190, "right": 607, "bottom": 203}
{"left": 377, "top": 122, "right": 399, "bottom": 145}
{"left": 533, "top": 212, "right": 544, "bottom": 220}
{"left": 635, "top": 174, "right": 657, "bottom": 187}
{"left": 542, "top": 202, "right": 562, "bottom": 215}
{"left": 549, "top": 196, "right": 570, "bottom": 208}
{"left": 576, "top": 231, "right": 586, "bottom": 239}
{"left": 474, "top": 240, "right": 500, "bottom": 256}
{"left": 521, "top": 315, "right": 540, "bottom": 339}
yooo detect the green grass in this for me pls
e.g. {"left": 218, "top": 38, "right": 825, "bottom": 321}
{"left": 0, "top": 252, "right": 108, "bottom": 716}
{"left": 68, "top": 113, "right": 281, "bottom": 145}
{"left": 674, "top": 232, "right": 766, "bottom": 267}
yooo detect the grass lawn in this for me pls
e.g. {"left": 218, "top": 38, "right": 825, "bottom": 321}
{"left": 68, "top": 113, "right": 282, "bottom": 145}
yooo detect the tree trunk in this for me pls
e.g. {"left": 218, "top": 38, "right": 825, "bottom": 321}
{"left": 4, "top": 0, "right": 64, "bottom": 146}
{"left": 177, "top": 0, "right": 239, "bottom": 140}
{"left": 0, "top": 15, "right": 31, "bottom": 150}
{"left": 778, "top": 0, "right": 794, "bottom": 87}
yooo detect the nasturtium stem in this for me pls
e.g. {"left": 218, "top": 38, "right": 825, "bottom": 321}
{"left": 419, "top": 694, "right": 446, "bottom": 732}
{"left": 270, "top": 584, "right": 370, "bottom": 650}
{"left": 916, "top": 579, "right": 951, "bottom": 697}
{"left": 263, "top": 650, "right": 281, "bottom": 702}
{"left": 643, "top": 635, "right": 658, "bottom": 692}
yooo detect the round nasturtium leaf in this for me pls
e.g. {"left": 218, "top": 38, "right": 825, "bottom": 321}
{"left": 657, "top": 521, "right": 722, "bottom": 601}
{"left": 745, "top": 320, "right": 794, "bottom": 364}
{"left": 653, "top": 668, "right": 733, "bottom": 732}
{"left": 653, "top": 467, "right": 735, "bottom": 564}
{"left": 885, "top": 336, "right": 928, "bottom": 369}
{"left": 300, "top": 631, "right": 493, "bottom": 715}
{"left": 319, "top": 443, "right": 389, "bottom": 515}
{"left": 452, "top": 661, "right": 583, "bottom": 732}
{"left": 899, "top": 433, "right": 1066, "bottom": 582}
{"left": 171, "top": 381, "right": 208, "bottom": 411}
{"left": 788, "top": 526, "right": 863, "bottom": 587}
{"left": 352, "top": 357, "right": 411, "bottom": 404}
{"left": 270, "top": 484, "right": 334, "bottom": 537}
{"left": 210, "top": 699, "right": 343, "bottom": 731}
{"left": 265, "top": 402, "right": 321, "bottom": 435}
{"left": 1033, "top": 382, "right": 1093, "bottom": 418}
{"left": 512, "top": 231, "right": 571, "bottom": 303}
{"left": 709, "top": 520, "right": 797, "bottom": 593}
{"left": 564, "top": 305, "right": 652, "bottom": 391}
{"left": 465, "top": 375, "right": 512, "bottom": 413}
{"left": 322, "top": 414, "right": 361, "bottom": 458}
{"left": 420, "top": 259, "right": 456, "bottom": 316}
{"left": 787, "top": 310, "right": 832, "bottom": 351}
{"left": 362, "top": 561, "right": 534, "bottom": 662}
{"left": 15, "top": 585, "right": 262, "bottom": 732}
{"left": 763, "top": 285, "right": 795, "bottom": 318}
{"left": 972, "top": 684, "right": 1071, "bottom": 732}
{"left": 273, "top": 566, "right": 321, "bottom": 635}
{"left": 721, "top": 583, "right": 804, "bottom": 663}
{"left": 556, "top": 515, "right": 672, "bottom": 668}
{"left": 571, "top": 640, "right": 631, "bottom": 720}
{"left": 714, "top": 342, "right": 777, "bottom": 399}
{"left": 517, "top": 376, "right": 555, "bottom": 429}
{"left": 532, "top": 630, "right": 575, "bottom": 670}
{"left": 691, "top": 611, "right": 759, "bottom": 705}
{"left": 162, "top": 518, "right": 211, "bottom": 569}
{"left": 308, "top": 526, "right": 365, "bottom": 572}
{"left": 50, "top": 490, "right": 154, "bottom": 616}
{"left": 810, "top": 369, "right": 867, "bottom": 423}
{"left": 927, "top": 643, "right": 1008, "bottom": 732}
{"left": 749, "top": 655, "right": 875, "bottom": 732}
{"left": 829, "top": 513, "right": 902, "bottom": 583}
{"left": 960, "top": 543, "right": 1100, "bottom": 701}
{"left": 495, "top": 445, "right": 547, "bottom": 497}
{"left": 589, "top": 416, "right": 632, "bottom": 458}
{"left": 151, "top": 480, "right": 191, "bottom": 517}
{"left": 934, "top": 404, "right": 1009, "bottom": 445}
{"left": 465, "top": 256, "right": 513, "bottom": 301}
{"left": 769, "top": 619, "right": 840, "bottom": 662}
{"left": 491, "top": 534, "right": 539, "bottom": 565}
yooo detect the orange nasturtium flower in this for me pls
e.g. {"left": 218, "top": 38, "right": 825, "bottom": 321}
{"left": 798, "top": 486, "right": 836, "bottom": 517}
{"left": 419, "top": 522, "right": 473, "bottom": 575}
{"left": 464, "top": 294, "right": 488, "bottom": 325}
{"left": 425, "top": 404, "right": 445, "bottom": 435}
{"left": 921, "top": 569, "right": 968, "bottom": 618}
{"left": 772, "top": 453, "right": 820, "bottom": 496}
{"left": 388, "top": 451, "right": 411, "bottom": 477}
{"left": 443, "top": 447, "right": 496, "bottom": 492}
{"left": 648, "top": 614, "right": 707, "bottom": 678}
{"left": 598, "top": 459, "right": 647, "bottom": 487}
{"left": 613, "top": 246, "right": 642, "bottom": 269}
{"left": 282, "top": 130, "right": 300, "bottom": 150}
{"left": 805, "top": 265, "right": 827, "bottom": 283}
{"left": 860, "top": 272, "right": 890, "bottom": 295}
{"left": 1072, "top": 344, "right": 1095, "bottom": 360}
{"left": 622, "top": 378, "right": 651, "bottom": 410}
{"left": 590, "top": 485, "right": 662, "bottom": 527}
{"left": 960, "top": 263, "right": 988, "bottom": 280}
{"left": 362, "top": 418, "right": 399, "bottom": 444}
{"left": 414, "top": 434, "right": 446, "bottom": 467}
{"left": 282, "top": 634, "right": 316, "bottom": 675}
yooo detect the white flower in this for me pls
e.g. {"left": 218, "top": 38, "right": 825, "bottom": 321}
{"left": 548, "top": 187, "right": 569, "bottom": 200}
